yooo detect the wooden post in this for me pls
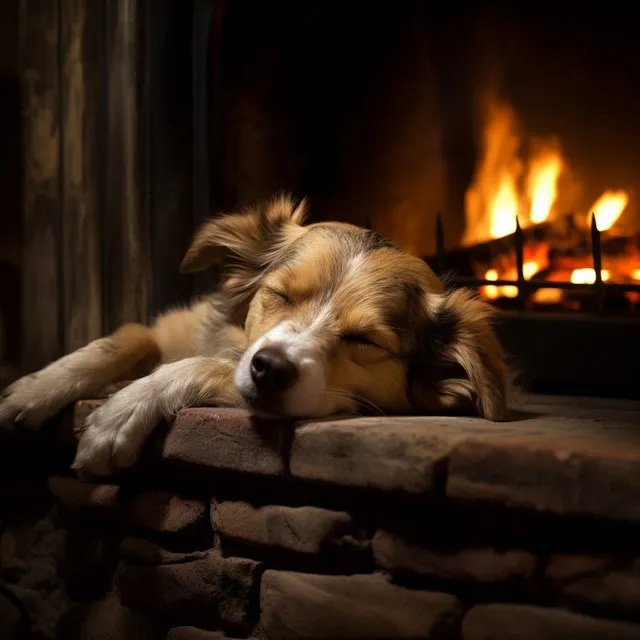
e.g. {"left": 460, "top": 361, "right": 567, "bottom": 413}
{"left": 61, "top": 0, "right": 104, "bottom": 352}
{"left": 19, "top": 0, "right": 63, "bottom": 371}
{"left": 19, "top": 0, "right": 195, "bottom": 370}
{"left": 102, "top": 0, "right": 149, "bottom": 333}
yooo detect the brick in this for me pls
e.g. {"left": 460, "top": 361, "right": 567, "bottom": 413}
{"left": 259, "top": 571, "right": 462, "bottom": 638}
{"left": 56, "top": 593, "right": 158, "bottom": 640}
{"left": 119, "top": 538, "right": 209, "bottom": 566}
{"left": 447, "top": 438, "right": 640, "bottom": 523}
{"left": 48, "top": 476, "right": 120, "bottom": 517}
{"left": 160, "top": 409, "right": 288, "bottom": 477}
{"left": 211, "top": 500, "right": 355, "bottom": 555}
{"left": 462, "top": 603, "right": 640, "bottom": 640}
{"left": 545, "top": 555, "right": 640, "bottom": 619}
{"left": 290, "top": 417, "right": 464, "bottom": 493}
{"left": 373, "top": 530, "right": 536, "bottom": 583}
{"left": 117, "top": 551, "right": 259, "bottom": 634}
{"left": 126, "top": 490, "right": 208, "bottom": 536}
{"left": 49, "top": 476, "right": 208, "bottom": 537}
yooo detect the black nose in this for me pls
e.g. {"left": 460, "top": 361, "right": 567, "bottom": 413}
{"left": 250, "top": 347, "right": 299, "bottom": 392}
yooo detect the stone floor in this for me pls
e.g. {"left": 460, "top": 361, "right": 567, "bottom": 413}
{"left": 1, "top": 392, "right": 640, "bottom": 639}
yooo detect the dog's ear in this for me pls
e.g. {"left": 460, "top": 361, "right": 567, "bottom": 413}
{"left": 408, "top": 287, "right": 510, "bottom": 421}
{"left": 180, "top": 194, "right": 307, "bottom": 275}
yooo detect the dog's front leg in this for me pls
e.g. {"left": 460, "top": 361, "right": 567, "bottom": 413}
{"left": 72, "top": 356, "right": 241, "bottom": 478}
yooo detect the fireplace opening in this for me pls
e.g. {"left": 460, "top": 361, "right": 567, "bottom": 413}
{"left": 209, "top": 0, "right": 640, "bottom": 399}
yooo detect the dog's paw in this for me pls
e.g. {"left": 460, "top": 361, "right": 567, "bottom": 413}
{"left": 0, "top": 373, "right": 68, "bottom": 430}
{"left": 71, "top": 381, "right": 160, "bottom": 479}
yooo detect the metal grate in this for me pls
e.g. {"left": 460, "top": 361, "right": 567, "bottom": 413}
{"left": 432, "top": 213, "right": 640, "bottom": 314}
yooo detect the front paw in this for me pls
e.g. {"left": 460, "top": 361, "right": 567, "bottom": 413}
{"left": 71, "top": 383, "right": 160, "bottom": 479}
{"left": 0, "top": 373, "right": 67, "bottom": 430}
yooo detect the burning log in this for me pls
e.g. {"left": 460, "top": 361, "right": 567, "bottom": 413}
{"left": 427, "top": 212, "right": 640, "bottom": 279}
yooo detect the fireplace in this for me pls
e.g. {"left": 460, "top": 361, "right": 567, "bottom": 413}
{"left": 5, "top": 2, "right": 640, "bottom": 640}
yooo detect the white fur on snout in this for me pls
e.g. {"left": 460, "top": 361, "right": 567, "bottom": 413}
{"left": 235, "top": 312, "right": 331, "bottom": 418}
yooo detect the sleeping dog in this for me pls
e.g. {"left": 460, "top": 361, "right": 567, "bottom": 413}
{"left": 0, "top": 195, "right": 509, "bottom": 477}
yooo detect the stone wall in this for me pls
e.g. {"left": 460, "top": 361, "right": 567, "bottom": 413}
{"left": 2, "top": 395, "right": 640, "bottom": 639}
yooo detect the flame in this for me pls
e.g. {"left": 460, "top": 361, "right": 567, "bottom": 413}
{"left": 490, "top": 177, "right": 519, "bottom": 238}
{"left": 590, "top": 190, "right": 628, "bottom": 231}
{"left": 464, "top": 98, "right": 566, "bottom": 245}
{"left": 527, "top": 147, "right": 563, "bottom": 224}
{"left": 464, "top": 94, "right": 638, "bottom": 309}
{"left": 464, "top": 98, "right": 522, "bottom": 245}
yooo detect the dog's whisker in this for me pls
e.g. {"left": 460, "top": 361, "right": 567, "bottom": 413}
{"left": 326, "top": 386, "right": 386, "bottom": 416}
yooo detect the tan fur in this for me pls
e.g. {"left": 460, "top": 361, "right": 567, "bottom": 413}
{"left": 0, "top": 194, "right": 510, "bottom": 477}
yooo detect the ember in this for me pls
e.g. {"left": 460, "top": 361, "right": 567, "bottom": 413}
{"left": 461, "top": 94, "right": 640, "bottom": 310}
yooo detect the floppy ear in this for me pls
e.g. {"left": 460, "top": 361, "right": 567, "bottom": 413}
{"left": 180, "top": 194, "right": 307, "bottom": 309}
{"left": 409, "top": 287, "right": 510, "bottom": 421}
{"left": 181, "top": 194, "right": 307, "bottom": 274}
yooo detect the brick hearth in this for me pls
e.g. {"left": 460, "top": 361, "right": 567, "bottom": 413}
{"left": 2, "top": 394, "right": 640, "bottom": 639}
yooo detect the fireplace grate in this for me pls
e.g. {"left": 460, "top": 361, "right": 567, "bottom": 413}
{"left": 430, "top": 213, "right": 640, "bottom": 315}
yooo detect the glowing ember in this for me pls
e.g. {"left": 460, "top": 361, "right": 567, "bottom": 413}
{"left": 523, "top": 261, "right": 540, "bottom": 280}
{"left": 532, "top": 289, "right": 563, "bottom": 305}
{"left": 590, "top": 191, "right": 629, "bottom": 231}
{"left": 633, "top": 269, "right": 640, "bottom": 281}
{"left": 570, "top": 268, "right": 611, "bottom": 285}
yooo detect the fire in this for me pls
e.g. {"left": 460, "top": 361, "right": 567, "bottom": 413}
{"left": 527, "top": 148, "right": 563, "bottom": 224}
{"left": 464, "top": 98, "right": 522, "bottom": 246}
{"left": 464, "top": 97, "right": 565, "bottom": 245}
{"left": 490, "top": 177, "right": 519, "bottom": 238}
{"left": 464, "top": 93, "right": 639, "bottom": 309}
{"left": 590, "top": 191, "right": 628, "bottom": 231}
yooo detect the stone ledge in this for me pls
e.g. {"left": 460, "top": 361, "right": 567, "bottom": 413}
{"left": 46, "top": 395, "right": 640, "bottom": 639}
{"left": 70, "top": 396, "right": 640, "bottom": 523}
{"left": 446, "top": 439, "right": 640, "bottom": 523}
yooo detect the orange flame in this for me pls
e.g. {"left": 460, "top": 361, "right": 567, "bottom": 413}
{"left": 590, "top": 190, "right": 628, "bottom": 231}
{"left": 527, "top": 146, "right": 563, "bottom": 224}
{"left": 464, "top": 98, "right": 522, "bottom": 245}
{"left": 465, "top": 94, "right": 638, "bottom": 308}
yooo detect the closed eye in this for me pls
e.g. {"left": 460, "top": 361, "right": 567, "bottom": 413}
{"left": 340, "top": 332, "right": 378, "bottom": 348}
{"left": 265, "top": 287, "right": 291, "bottom": 305}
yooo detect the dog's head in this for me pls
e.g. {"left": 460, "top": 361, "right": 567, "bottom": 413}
{"left": 181, "top": 195, "right": 510, "bottom": 421}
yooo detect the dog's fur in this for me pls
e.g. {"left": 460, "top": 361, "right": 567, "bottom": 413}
{"left": 0, "top": 195, "right": 509, "bottom": 477}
